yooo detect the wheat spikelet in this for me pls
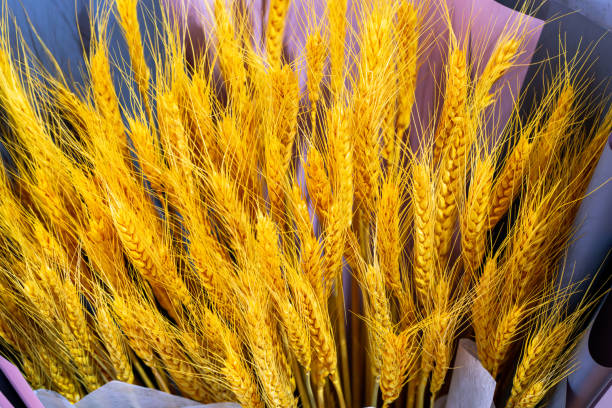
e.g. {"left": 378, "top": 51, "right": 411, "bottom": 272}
{"left": 22, "top": 279, "right": 56, "bottom": 324}
{"left": 184, "top": 68, "right": 217, "bottom": 166}
{"left": 429, "top": 310, "right": 454, "bottom": 401}
{"left": 217, "top": 113, "right": 256, "bottom": 201}
{"left": 62, "top": 327, "right": 100, "bottom": 392}
{"left": 512, "top": 380, "right": 547, "bottom": 408}
{"left": 301, "top": 230, "right": 325, "bottom": 300}
{"left": 157, "top": 333, "right": 209, "bottom": 402}
{"left": 116, "top": 0, "right": 150, "bottom": 101}
{"left": 61, "top": 281, "right": 100, "bottom": 391}
{"left": 157, "top": 89, "right": 193, "bottom": 182}
{"left": 306, "top": 146, "right": 332, "bottom": 222}
{"left": 421, "top": 279, "right": 457, "bottom": 403}
{"left": 222, "top": 340, "right": 265, "bottom": 408}
{"left": 275, "top": 329, "right": 297, "bottom": 391}
{"left": 323, "top": 202, "right": 345, "bottom": 297}
{"left": 358, "top": 2, "right": 395, "bottom": 168}
{"left": 412, "top": 159, "right": 435, "bottom": 306}
{"left": 472, "top": 258, "right": 499, "bottom": 367}
{"left": 528, "top": 81, "right": 575, "bottom": 185}
{"left": 110, "top": 204, "right": 157, "bottom": 278}
{"left": 306, "top": 32, "right": 327, "bottom": 137}
{"left": 485, "top": 304, "right": 524, "bottom": 378}
{"left": 265, "top": 121, "right": 289, "bottom": 220}
{"left": 289, "top": 181, "right": 324, "bottom": 297}
{"left": 21, "top": 358, "right": 44, "bottom": 390}
{"left": 0, "top": 52, "right": 77, "bottom": 228}
{"left": 244, "top": 294, "right": 296, "bottom": 408}
{"left": 126, "top": 118, "right": 166, "bottom": 192}
{"left": 288, "top": 182, "right": 312, "bottom": 238}
{"left": 271, "top": 65, "right": 299, "bottom": 163}
{"left": 266, "top": 0, "right": 291, "bottom": 66}
{"left": 395, "top": 2, "right": 419, "bottom": 135}
{"left": 380, "top": 328, "right": 416, "bottom": 405}
{"left": 376, "top": 179, "right": 402, "bottom": 295}
{"left": 90, "top": 40, "right": 124, "bottom": 144}
{"left": 96, "top": 303, "right": 133, "bottom": 383}
{"left": 255, "top": 213, "right": 284, "bottom": 296}
{"left": 0, "top": 291, "right": 20, "bottom": 349}
{"left": 433, "top": 48, "right": 469, "bottom": 263}
{"left": 352, "top": 91, "right": 382, "bottom": 212}
{"left": 327, "top": 0, "right": 347, "bottom": 96}
{"left": 433, "top": 47, "right": 468, "bottom": 165}
{"left": 327, "top": 104, "right": 353, "bottom": 228}
{"left": 488, "top": 133, "right": 532, "bottom": 229}
{"left": 207, "top": 170, "right": 252, "bottom": 256}
{"left": 290, "top": 273, "right": 337, "bottom": 384}
{"left": 507, "top": 192, "right": 556, "bottom": 300}
{"left": 82, "top": 203, "right": 126, "bottom": 291}
{"left": 472, "top": 37, "right": 521, "bottom": 114}
{"left": 461, "top": 155, "right": 494, "bottom": 275}
{"left": 506, "top": 320, "right": 573, "bottom": 408}
{"left": 113, "top": 297, "right": 155, "bottom": 364}
{"left": 280, "top": 300, "right": 311, "bottom": 371}
{"left": 364, "top": 264, "right": 392, "bottom": 374}
{"left": 40, "top": 350, "right": 83, "bottom": 403}
{"left": 214, "top": 0, "right": 247, "bottom": 99}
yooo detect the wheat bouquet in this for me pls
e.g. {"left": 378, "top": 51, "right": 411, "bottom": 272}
{"left": 0, "top": 0, "right": 609, "bottom": 407}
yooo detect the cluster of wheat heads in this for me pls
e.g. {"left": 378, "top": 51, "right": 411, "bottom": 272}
{"left": 0, "top": 0, "right": 609, "bottom": 407}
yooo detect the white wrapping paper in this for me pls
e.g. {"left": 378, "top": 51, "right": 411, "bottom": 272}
{"left": 441, "top": 338, "right": 496, "bottom": 408}
{"left": 36, "top": 381, "right": 240, "bottom": 408}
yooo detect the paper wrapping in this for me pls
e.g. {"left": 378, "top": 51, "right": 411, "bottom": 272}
{"left": 558, "top": 136, "right": 612, "bottom": 312}
{"left": 563, "top": 293, "right": 612, "bottom": 408}
{"left": 0, "top": 356, "right": 45, "bottom": 408}
{"left": 442, "top": 338, "right": 496, "bottom": 408}
{"left": 594, "top": 383, "right": 612, "bottom": 408}
{"left": 35, "top": 381, "right": 240, "bottom": 408}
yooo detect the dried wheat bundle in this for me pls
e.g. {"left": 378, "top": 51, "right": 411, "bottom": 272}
{"left": 0, "top": 1, "right": 609, "bottom": 408}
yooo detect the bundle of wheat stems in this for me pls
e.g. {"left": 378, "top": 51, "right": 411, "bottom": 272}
{"left": 0, "top": 0, "right": 609, "bottom": 407}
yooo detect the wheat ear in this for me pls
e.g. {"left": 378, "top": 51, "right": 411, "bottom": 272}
{"left": 412, "top": 159, "right": 436, "bottom": 306}
{"left": 461, "top": 155, "right": 494, "bottom": 275}
{"left": 266, "top": 0, "right": 291, "bottom": 66}
{"left": 488, "top": 133, "right": 532, "bottom": 229}
{"left": 433, "top": 48, "right": 469, "bottom": 264}
{"left": 376, "top": 179, "right": 402, "bottom": 295}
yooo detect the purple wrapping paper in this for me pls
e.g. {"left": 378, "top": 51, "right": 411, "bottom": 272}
{"left": 559, "top": 137, "right": 612, "bottom": 312}
{"left": 0, "top": 357, "right": 44, "bottom": 408}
